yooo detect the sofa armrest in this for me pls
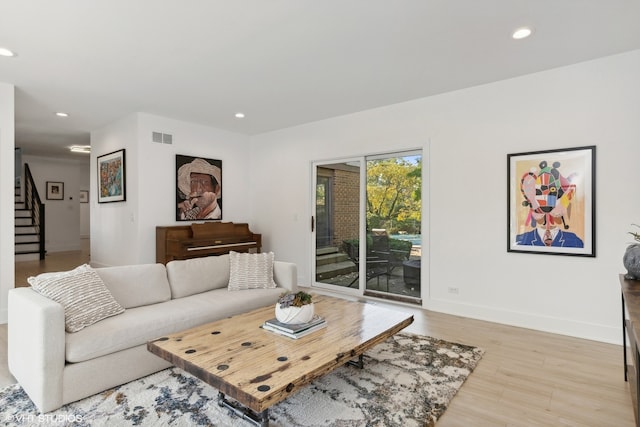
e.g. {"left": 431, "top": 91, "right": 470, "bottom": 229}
{"left": 8, "top": 287, "right": 66, "bottom": 412}
{"left": 273, "top": 261, "right": 298, "bottom": 292}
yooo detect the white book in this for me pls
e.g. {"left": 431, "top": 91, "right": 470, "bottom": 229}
{"left": 262, "top": 321, "right": 327, "bottom": 339}
{"left": 263, "top": 315, "right": 325, "bottom": 334}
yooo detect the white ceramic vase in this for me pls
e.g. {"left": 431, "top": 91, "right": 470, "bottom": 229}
{"left": 624, "top": 244, "right": 640, "bottom": 280}
{"left": 275, "top": 303, "right": 315, "bottom": 324}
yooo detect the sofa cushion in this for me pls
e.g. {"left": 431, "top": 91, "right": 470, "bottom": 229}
{"left": 228, "top": 251, "right": 276, "bottom": 290}
{"left": 65, "top": 286, "right": 283, "bottom": 363}
{"left": 166, "top": 255, "right": 230, "bottom": 299}
{"left": 95, "top": 264, "right": 171, "bottom": 309}
{"left": 28, "top": 264, "right": 125, "bottom": 333}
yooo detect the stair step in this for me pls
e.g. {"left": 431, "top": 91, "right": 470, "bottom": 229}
{"left": 16, "top": 235, "right": 39, "bottom": 243}
{"left": 15, "top": 243, "right": 41, "bottom": 252}
{"left": 315, "top": 260, "right": 357, "bottom": 280}
{"left": 315, "top": 252, "right": 349, "bottom": 266}
{"left": 316, "top": 247, "right": 339, "bottom": 256}
{"left": 15, "top": 218, "right": 33, "bottom": 226}
{"left": 15, "top": 247, "right": 41, "bottom": 254}
{"left": 15, "top": 228, "right": 37, "bottom": 235}
{"left": 16, "top": 253, "right": 40, "bottom": 262}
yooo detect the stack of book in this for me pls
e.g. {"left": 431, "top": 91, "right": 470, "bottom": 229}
{"left": 262, "top": 315, "right": 326, "bottom": 339}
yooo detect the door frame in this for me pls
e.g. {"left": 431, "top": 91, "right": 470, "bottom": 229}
{"left": 311, "top": 157, "right": 365, "bottom": 295}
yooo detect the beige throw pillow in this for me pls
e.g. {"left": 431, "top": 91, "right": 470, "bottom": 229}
{"left": 228, "top": 251, "right": 277, "bottom": 291}
{"left": 29, "top": 264, "right": 125, "bottom": 333}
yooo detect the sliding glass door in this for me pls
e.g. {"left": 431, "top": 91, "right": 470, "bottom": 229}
{"left": 312, "top": 159, "right": 363, "bottom": 293}
{"left": 312, "top": 151, "right": 422, "bottom": 304}
{"left": 364, "top": 152, "right": 422, "bottom": 302}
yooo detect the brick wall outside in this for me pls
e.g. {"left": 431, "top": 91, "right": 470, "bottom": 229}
{"left": 332, "top": 168, "right": 359, "bottom": 248}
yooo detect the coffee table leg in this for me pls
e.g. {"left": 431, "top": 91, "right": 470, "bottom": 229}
{"left": 217, "top": 392, "right": 269, "bottom": 427}
{"left": 347, "top": 354, "right": 364, "bottom": 369}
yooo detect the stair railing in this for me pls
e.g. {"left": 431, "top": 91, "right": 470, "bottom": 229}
{"left": 23, "top": 163, "right": 45, "bottom": 260}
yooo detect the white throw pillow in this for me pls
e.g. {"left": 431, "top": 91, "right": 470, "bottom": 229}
{"left": 28, "top": 264, "right": 125, "bottom": 333}
{"left": 228, "top": 251, "right": 277, "bottom": 291}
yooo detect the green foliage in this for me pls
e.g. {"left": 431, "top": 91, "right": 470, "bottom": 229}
{"left": 630, "top": 224, "right": 640, "bottom": 243}
{"left": 389, "top": 238, "right": 412, "bottom": 253}
{"left": 342, "top": 237, "right": 412, "bottom": 261}
{"left": 278, "top": 291, "right": 313, "bottom": 307}
{"left": 366, "top": 157, "right": 421, "bottom": 234}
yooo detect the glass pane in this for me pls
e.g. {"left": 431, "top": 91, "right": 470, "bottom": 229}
{"left": 314, "top": 162, "right": 361, "bottom": 288}
{"left": 365, "top": 153, "right": 422, "bottom": 300}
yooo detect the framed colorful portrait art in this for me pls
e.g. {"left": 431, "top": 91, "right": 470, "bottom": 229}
{"left": 97, "top": 149, "right": 126, "bottom": 203}
{"left": 507, "top": 146, "right": 595, "bottom": 257}
{"left": 176, "top": 154, "right": 222, "bottom": 221}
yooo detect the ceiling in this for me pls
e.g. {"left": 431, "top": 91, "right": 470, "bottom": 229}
{"left": 1, "top": 1, "right": 639, "bottom": 159}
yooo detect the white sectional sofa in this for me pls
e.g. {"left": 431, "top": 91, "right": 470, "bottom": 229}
{"left": 8, "top": 254, "right": 297, "bottom": 413}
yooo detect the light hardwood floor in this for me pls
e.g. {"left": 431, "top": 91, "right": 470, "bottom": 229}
{"left": 2, "top": 246, "right": 634, "bottom": 425}
{"left": 14, "top": 239, "right": 90, "bottom": 288}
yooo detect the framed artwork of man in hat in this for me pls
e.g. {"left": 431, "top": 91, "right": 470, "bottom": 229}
{"left": 176, "top": 154, "right": 222, "bottom": 221}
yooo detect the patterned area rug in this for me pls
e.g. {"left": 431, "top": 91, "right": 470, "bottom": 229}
{"left": 0, "top": 333, "right": 483, "bottom": 426}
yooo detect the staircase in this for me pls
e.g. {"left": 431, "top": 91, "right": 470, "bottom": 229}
{"left": 315, "top": 246, "right": 356, "bottom": 281}
{"left": 15, "top": 164, "right": 46, "bottom": 262}
{"left": 15, "top": 197, "right": 41, "bottom": 261}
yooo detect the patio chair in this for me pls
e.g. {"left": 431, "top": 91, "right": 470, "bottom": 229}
{"left": 370, "top": 229, "right": 412, "bottom": 273}
{"left": 342, "top": 240, "right": 390, "bottom": 288}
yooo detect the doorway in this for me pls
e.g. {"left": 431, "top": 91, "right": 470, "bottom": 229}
{"left": 312, "top": 151, "right": 423, "bottom": 304}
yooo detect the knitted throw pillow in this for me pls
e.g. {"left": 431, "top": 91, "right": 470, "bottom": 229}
{"left": 228, "top": 251, "right": 277, "bottom": 290}
{"left": 29, "top": 264, "right": 125, "bottom": 333}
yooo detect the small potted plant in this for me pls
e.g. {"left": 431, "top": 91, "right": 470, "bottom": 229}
{"left": 275, "top": 291, "right": 314, "bottom": 324}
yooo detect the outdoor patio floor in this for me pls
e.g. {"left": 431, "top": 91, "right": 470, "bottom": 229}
{"left": 319, "top": 265, "right": 421, "bottom": 300}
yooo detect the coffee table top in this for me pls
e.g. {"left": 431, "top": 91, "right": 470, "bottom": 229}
{"left": 147, "top": 294, "right": 413, "bottom": 413}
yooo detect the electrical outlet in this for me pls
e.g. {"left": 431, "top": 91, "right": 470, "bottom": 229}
{"left": 448, "top": 287, "right": 459, "bottom": 295}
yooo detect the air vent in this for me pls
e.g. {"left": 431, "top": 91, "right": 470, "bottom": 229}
{"left": 152, "top": 132, "right": 173, "bottom": 144}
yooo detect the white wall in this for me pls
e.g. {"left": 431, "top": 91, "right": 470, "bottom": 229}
{"left": 22, "top": 155, "right": 89, "bottom": 252}
{"left": 90, "top": 113, "right": 251, "bottom": 267}
{"left": 90, "top": 114, "right": 139, "bottom": 267}
{"left": 79, "top": 161, "right": 90, "bottom": 238}
{"left": 0, "top": 82, "right": 15, "bottom": 323}
{"left": 250, "top": 50, "right": 640, "bottom": 344}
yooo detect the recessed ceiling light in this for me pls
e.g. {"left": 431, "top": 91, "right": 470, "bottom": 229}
{"left": 235, "top": 112, "right": 245, "bottom": 119}
{"left": 55, "top": 112, "right": 69, "bottom": 117}
{"left": 512, "top": 27, "right": 533, "bottom": 40}
{"left": 69, "top": 145, "right": 91, "bottom": 153}
{"left": 0, "top": 47, "right": 16, "bottom": 57}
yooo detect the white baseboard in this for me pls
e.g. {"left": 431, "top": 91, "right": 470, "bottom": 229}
{"left": 424, "top": 298, "right": 621, "bottom": 345}
{"left": 89, "top": 261, "right": 111, "bottom": 268}
{"left": 46, "top": 244, "right": 82, "bottom": 253}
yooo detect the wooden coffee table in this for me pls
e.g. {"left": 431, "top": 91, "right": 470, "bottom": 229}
{"left": 147, "top": 294, "right": 413, "bottom": 426}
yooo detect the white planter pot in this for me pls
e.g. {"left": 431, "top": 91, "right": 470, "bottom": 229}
{"left": 275, "top": 303, "right": 315, "bottom": 324}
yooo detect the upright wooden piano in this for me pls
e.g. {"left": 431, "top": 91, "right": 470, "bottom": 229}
{"left": 156, "top": 222, "right": 262, "bottom": 264}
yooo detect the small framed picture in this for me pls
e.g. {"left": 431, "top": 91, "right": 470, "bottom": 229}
{"left": 46, "top": 181, "right": 64, "bottom": 200}
{"left": 79, "top": 190, "right": 89, "bottom": 203}
{"left": 507, "top": 146, "right": 595, "bottom": 257}
{"left": 97, "top": 149, "right": 126, "bottom": 203}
